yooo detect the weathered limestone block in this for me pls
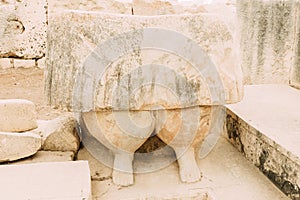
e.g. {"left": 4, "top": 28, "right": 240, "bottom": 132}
{"left": 34, "top": 114, "right": 80, "bottom": 152}
{"left": 237, "top": 0, "right": 295, "bottom": 85}
{"left": 291, "top": 1, "right": 300, "bottom": 89}
{"left": 48, "top": 0, "right": 132, "bottom": 14}
{"left": 0, "top": 99, "right": 37, "bottom": 132}
{"left": 0, "top": 0, "right": 47, "bottom": 58}
{"left": 0, "top": 131, "right": 41, "bottom": 162}
{"left": 0, "top": 161, "right": 91, "bottom": 200}
{"left": 13, "top": 58, "right": 36, "bottom": 68}
{"left": 46, "top": 11, "right": 243, "bottom": 111}
{"left": 12, "top": 151, "right": 74, "bottom": 164}
{"left": 0, "top": 58, "right": 13, "bottom": 69}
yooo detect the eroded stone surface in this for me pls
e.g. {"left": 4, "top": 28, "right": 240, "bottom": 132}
{"left": 237, "top": 0, "right": 294, "bottom": 85}
{"left": 0, "top": 99, "right": 37, "bottom": 132}
{"left": 34, "top": 114, "right": 80, "bottom": 152}
{"left": 0, "top": 131, "right": 41, "bottom": 162}
{"left": 46, "top": 11, "right": 243, "bottom": 111}
{"left": 12, "top": 151, "right": 74, "bottom": 164}
{"left": 0, "top": 0, "right": 47, "bottom": 58}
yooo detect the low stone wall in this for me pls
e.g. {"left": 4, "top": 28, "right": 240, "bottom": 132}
{"left": 226, "top": 108, "right": 300, "bottom": 200}
{"left": 225, "top": 84, "right": 300, "bottom": 200}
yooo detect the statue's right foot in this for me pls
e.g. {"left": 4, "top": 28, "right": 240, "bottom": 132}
{"left": 174, "top": 147, "right": 201, "bottom": 183}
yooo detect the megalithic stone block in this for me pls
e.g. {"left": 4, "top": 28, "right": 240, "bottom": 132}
{"left": 0, "top": 161, "right": 91, "bottom": 200}
{"left": 46, "top": 10, "right": 244, "bottom": 111}
{"left": 237, "top": 0, "right": 295, "bottom": 85}
{"left": 0, "top": 99, "right": 38, "bottom": 132}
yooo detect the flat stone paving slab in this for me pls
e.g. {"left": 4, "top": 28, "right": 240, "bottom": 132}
{"left": 226, "top": 84, "right": 300, "bottom": 199}
{"left": 87, "top": 138, "right": 288, "bottom": 200}
{"left": 0, "top": 161, "right": 91, "bottom": 200}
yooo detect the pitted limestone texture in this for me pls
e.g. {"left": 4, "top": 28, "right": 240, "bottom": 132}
{"left": 0, "top": 0, "right": 47, "bottom": 58}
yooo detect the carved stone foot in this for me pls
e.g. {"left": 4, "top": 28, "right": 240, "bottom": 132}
{"left": 174, "top": 147, "right": 201, "bottom": 183}
{"left": 112, "top": 152, "right": 134, "bottom": 186}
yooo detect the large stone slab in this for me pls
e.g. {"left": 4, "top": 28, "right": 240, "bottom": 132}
{"left": 0, "top": 161, "right": 91, "bottom": 200}
{"left": 237, "top": 0, "right": 295, "bottom": 85}
{"left": 34, "top": 114, "right": 80, "bottom": 152}
{"left": 226, "top": 84, "right": 300, "bottom": 199}
{"left": 0, "top": 99, "right": 37, "bottom": 132}
{"left": 46, "top": 11, "right": 243, "bottom": 111}
{"left": 291, "top": 1, "right": 300, "bottom": 90}
{"left": 0, "top": 131, "right": 41, "bottom": 162}
{"left": 0, "top": 0, "right": 47, "bottom": 58}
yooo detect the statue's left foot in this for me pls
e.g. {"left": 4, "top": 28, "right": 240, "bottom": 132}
{"left": 112, "top": 152, "right": 134, "bottom": 186}
{"left": 112, "top": 170, "right": 134, "bottom": 186}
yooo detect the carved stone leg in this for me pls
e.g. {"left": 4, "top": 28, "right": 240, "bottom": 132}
{"left": 81, "top": 110, "right": 155, "bottom": 186}
{"left": 112, "top": 152, "right": 134, "bottom": 186}
{"left": 155, "top": 106, "right": 212, "bottom": 183}
{"left": 173, "top": 146, "right": 201, "bottom": 183}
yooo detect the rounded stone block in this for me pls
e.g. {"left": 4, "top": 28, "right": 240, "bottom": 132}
{"left": 0, "top": 99, "right": 38, "bottom": 132}
{"left": 0, "top": 131, "right": 41, "bottom": 162}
